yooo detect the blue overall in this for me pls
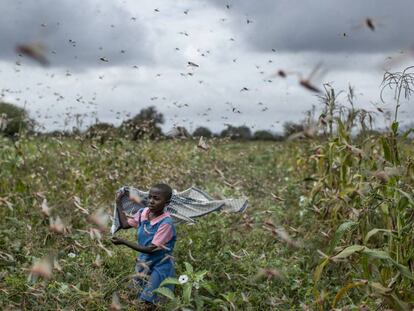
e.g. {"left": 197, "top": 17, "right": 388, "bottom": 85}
{"left": 133, "top": 208, "right": 176, "bottom": 303}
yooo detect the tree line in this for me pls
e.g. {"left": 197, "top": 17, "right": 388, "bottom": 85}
{"left": 2, "top": 100, "right": 407, "bottom": 143}
{"left": 0, "top": 102, "right": 291, "bottom": 142}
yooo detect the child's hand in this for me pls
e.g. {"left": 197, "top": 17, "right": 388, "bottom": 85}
{"left": 110, "top": 236, "right": 125, "bottom": 245}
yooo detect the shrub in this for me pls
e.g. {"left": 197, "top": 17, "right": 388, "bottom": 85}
{"left": 0, "top": 102, "right": 35, "bottom": 137}
{"left": 192, "top": 127, "right": 213, "bottom": 138}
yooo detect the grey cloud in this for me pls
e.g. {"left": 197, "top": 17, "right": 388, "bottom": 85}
{"left": 2, "top": 0, "right": 413, "bottom": 134}
{"left": 206, "top": 0, "right": 414, "bottom": 53}
{"left": 0, "top": 0, "right": 152, "bottom": 68}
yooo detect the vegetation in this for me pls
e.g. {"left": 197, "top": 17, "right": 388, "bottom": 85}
{"left": 85, "top": 122, "right": 117, "bottom": 144}
{"left": 1, "top": 130, "right": 412, "bottom": 310}
{"left": 253, "top": 130, "right": 280, "bottom": 141}
{"left": 0, "top": 102, "right": 35, "bottom": 138}
{"left": 192, "top": 127, "right": 213, "bottom": 138}
{"left": 220, "top": 125, "right": 252, "bottom": 140}
{"left": 119, "top": 106, "right": 164, "bottom": 140}
{"left": 0, "top": 67, "right": 413, "bottom": 310}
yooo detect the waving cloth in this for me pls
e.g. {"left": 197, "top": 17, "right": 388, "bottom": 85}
{"left": 111, "top": 186, "right": 248, "bottom": 234}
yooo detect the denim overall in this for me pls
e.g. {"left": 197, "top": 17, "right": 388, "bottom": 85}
{"left": 134, "top": 208, "right": 176, "bottom": 303}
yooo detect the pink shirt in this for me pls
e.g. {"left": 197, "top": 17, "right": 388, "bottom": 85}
{"left": 127, "top": 208, "right": 173, "bottom": 247}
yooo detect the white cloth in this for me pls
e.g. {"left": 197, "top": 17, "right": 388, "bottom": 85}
{"left": 111, "top": 186, "right": 248, "bottom": 234}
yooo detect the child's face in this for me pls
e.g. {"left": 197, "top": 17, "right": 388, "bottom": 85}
{"left": 148, "top": 187, "right": 169, "bottom": 213}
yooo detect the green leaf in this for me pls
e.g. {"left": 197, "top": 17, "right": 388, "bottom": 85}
{"left": 214, "top": 301, "right": 229, "bottom": 311}
{"left": 369, "top": 282, "right": 392, "bottom": 295}
{"left": 195, "top": 296, "right": 204, "bottom": 311}
{"left": 337, "top": 118, "right": 349, "bottom": 141}
{"left": 362, "top": 248, "right": 413, "bottom": 280}
{"left": 183, "top": 283, "right": 192, "bottom": 305}
{"left": 201, "top": 282, "right": 214, "bottom": 295}
{"left": 198, "top": 294, "right": 214, "bottom": 303}
{"left": 220, "top": 292, "right": 236, "bottom": 302}
{"left": 387, "top": 294, "right": 411, "bottom": 311}
{"left": 397, "top": 197, "right": 409, "bottom": 210}
{"left": 331, "top": 245, "right": 365, "bottom": 260}
{"left": 195, "top": 270, "right": 208, "bottom": 281}
{"left": 396, "top": 189, "right": 414, "bottom": 205}
{"left": 313, "top": 258, "right": 329, "bottom": 284}
{"left": 159, "top": 277, "right": 181, "bottom": 287}
{"left": 401, "top": 128, "right": 414, "bottom": 139}
{"left": 364, "top": 229, "right": 393, "bottom": 244}
{"left": 329, "top": 221, "right": 358, "bottom": 253}
{"left": 153, "top": 287, "right": 175, "bottom": 300}
{"left": 390, "top": 262, "right": 412, "bottom": 280}
{"left": 184, "top": 262, "right": 193, "bottom": 274}
{"left": 362, "top": 248, "right": 393, "bottom": 261}
{"left": 381, "top": 137, "right": 392, "bottom": 162}
{"left": 391, "top": 121, "right": 399, "bottom": 135}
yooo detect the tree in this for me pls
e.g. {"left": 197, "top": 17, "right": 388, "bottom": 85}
{"left": 220, "top": 125, "right": 252, "bottom": 140}
{"left": 253, "top": 130, "right": 275, "bottom": 141}
{"left": 85, "top": 122, "right": 117, "bottom": 144}
{"left": 0, "top": 102, "right": 35, "bottom": 137}
{"left": 283, "top": 121, "right": 304, "bottom": 137}
{"left": 193, "top": 126, "right": 212, "bottom": 138}
{"left": 120, "top": 106, "right": 164, "bottom": 140}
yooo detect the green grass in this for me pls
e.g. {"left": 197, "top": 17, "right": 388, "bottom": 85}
{"left": 0, "top": 135, "right": 413, "bottom": 310}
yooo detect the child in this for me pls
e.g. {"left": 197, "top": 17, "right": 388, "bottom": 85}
{"left": 110, "top": 183, "right": 176, "bottom": 305}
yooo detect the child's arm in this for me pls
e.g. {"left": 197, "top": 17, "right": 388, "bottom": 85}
{"left": 110, "top": 237, "right": 158, "bottom": 254}
{"left": 128, "top": 192, "right": 144, "bottom": 206}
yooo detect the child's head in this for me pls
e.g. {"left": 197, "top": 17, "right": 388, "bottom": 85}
{"left": 148, "top": 183, "right": 172, "bottom": 213}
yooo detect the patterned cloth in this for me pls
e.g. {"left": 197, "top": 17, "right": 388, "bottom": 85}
{"left": 111, "top": 186, "right": 248, "bottom": 234}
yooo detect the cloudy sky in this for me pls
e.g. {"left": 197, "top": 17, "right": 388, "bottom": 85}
{"left": 1, "top": 0, "right": 414, "bottom": 134}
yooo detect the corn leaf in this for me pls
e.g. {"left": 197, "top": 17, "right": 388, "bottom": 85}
{"left": 329, "top": 221, "right": 358, "bottom": 253}
{"left": 364, "top": 229, "right": 393, "bottom": 244}
{"left": 332, "top": 281, "right": 367, "bottom": 307}
{"left": 313, "top": 258, "right": 329, "bottom": 284}
{"left": 381, "top": 137, "right": 392, "bottom": 162}
{"left": 362, "top": 248, "right": 413, "bottom": 280}
{"left": 331, "top": 245, "right": 365, "bottom": 260}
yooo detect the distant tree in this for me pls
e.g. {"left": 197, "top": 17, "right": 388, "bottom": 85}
{"left": 0, "top": 102, "right": 35, "bottom": 137}
{"left": 253, "top": 130, "right": 274, "bottom": 141}
{"left": 283, "top": 121, "right": 304, "bottom": 137}
{"left": 120, "top": 106, "right": 164, "bottom": 140}
{"left": 193, "top": 126, "right": 212, "bottom": 138}
{"left": 45, "top": 130, "right": 66, "bottom": 138}
{"left": 85, "top": 122, "right": 117, "bottom": 144}
{"left": 272, "top": 133, "right": 285, "bottom": 141}
{"left": 220, "top": 125, "right": 252, "bottom": 140}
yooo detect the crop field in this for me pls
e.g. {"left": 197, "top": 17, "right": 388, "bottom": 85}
{"left": 1, "top": 122, "right": 413, "bottom": 310}
{"left": 2, "top": 1, "right": 414, "bottom": 310}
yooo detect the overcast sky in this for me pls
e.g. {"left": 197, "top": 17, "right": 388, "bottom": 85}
{"left": 1, "top": 0, "right": 414, "bottom": 133}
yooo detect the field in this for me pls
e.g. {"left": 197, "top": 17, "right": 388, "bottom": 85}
{"left": 0, "top": 132, "right": 413, "bottom": 310}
